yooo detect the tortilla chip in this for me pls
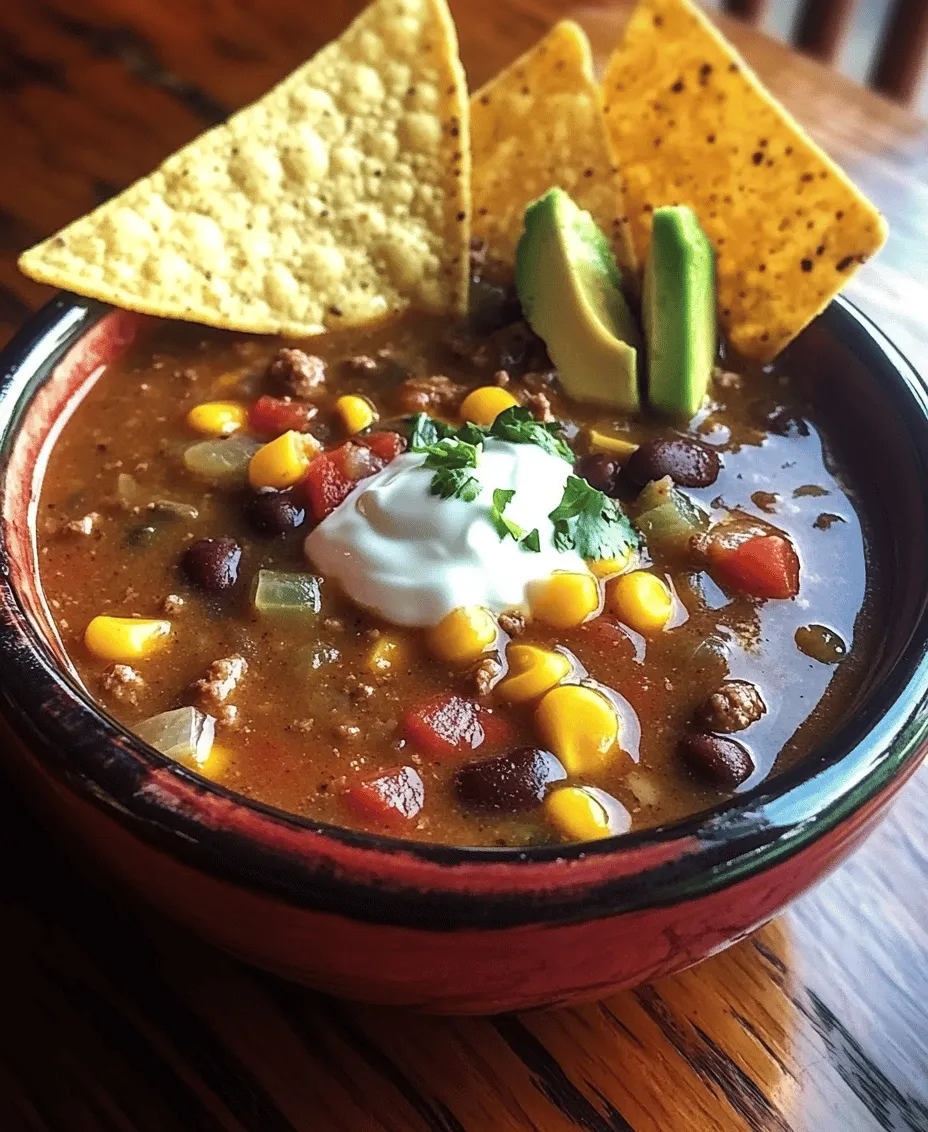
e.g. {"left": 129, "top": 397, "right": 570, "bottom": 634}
{"left": 19, "top": 0, "right": 470, "bottom": 336}
{"left": 471, "top": 21, "right": 635, "bottom": 273}
{"left": 602, "top": 0, "right": 887, "bottom": 361}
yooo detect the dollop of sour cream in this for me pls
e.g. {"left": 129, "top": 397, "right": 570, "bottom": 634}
{"left": 305, "top": 439, "right": 590, "bottom": 627}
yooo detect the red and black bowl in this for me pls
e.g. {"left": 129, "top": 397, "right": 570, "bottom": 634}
{"left": 0, "top": 295, "right": 926, "bottom": 1013}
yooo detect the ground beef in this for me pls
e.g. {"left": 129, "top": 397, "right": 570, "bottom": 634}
{"left": 394, "top": 374, "right": 466, "bottom": 415}
{"left": 694, "top": 680, "right": 766, "bottom": 733}
{"left": 472, "top": 656, "right": 503, "bottom": 697}
{"left": 521, "top": 390, "right": 555, "bottom": 422}
{"left": 163, "top": 593, "right": 185, "bottom": 614}
{"left": 266, "top": 348, "right": 327, "bottom": 399}
{"left": 498, "top": 611, "right": 526, "bottom": 637}
{"left": 190, "top": 655, "right": 248, "bottom": 715}
{"left": 100, "top": 664, "right": 144, "bottom": 704}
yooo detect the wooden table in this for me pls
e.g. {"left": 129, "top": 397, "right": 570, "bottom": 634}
{"left": 1, "top": 2, "right": 926, "bottom": 1129}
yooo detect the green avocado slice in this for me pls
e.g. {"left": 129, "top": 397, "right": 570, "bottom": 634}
{"left": 515, "top": 188, "right": 640, "bottom": 412}
{"left": 644, "top": 206, "right": 716, "bottom": 418}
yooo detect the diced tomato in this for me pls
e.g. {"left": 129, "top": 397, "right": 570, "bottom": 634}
{"left": 402, "top": 693, "right": 513, "bottom": 761}
{"left": 359, "top": 430, "right": 407, "bottom": 462}
{"left": 250, "top": 395, "right": 316, "bottom": 436}
{"left": 305, "top": 449, "right": 355, "bottom": 520}
{"left": 710, "top": 534, "right": 800, "bottom": 599}
{"left": 343, "top": 766, "right": 425, "bottom": 827}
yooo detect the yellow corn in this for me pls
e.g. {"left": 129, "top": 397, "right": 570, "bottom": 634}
{"left": 366, "top": 634, "right": 412, "bottom": 674}
{"left": 534, "top": 684, "right": 619, "bottom": 774}
{"left": 185, "top": 400, "right": 248, "bottom": 437}
{"left": 587, "top": 550, "right": 632, "bottom": 579}
{"left": 428, "top": 606, "right": 497, "bottom": 666}
{"left": 608, "top": 571, "right": 673, "bottom": 633}
{"left": 460, "top": 386, "right": 519, "bottom": 427}
{"left": 84, "top": 616, "right": 171, "bottom": 663}
{"left": 587, "top": 428, "right": 638, "bottom": 463}
{"left": 545, "top": 785, "right": 631, "bottom": 841}
{"left": 497, "top": 644, "right": 571, "bottom": 704}
{"left": 336, "top": 394, "right": 377, "bottom": 435}
{"left": 528, "top": 572, "right": 600, "bottom": 629}
{"left": 248, "top": 430, "right": 319, "bottom": 489}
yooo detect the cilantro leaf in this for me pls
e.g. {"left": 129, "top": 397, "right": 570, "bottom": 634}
{"left": 548, "top": 476, "right": 640, "bottom": 561}
{"left": 489, "top": 487, "right": 525, "bottom": 542}
{"left": 488, "top": 406, "right": 573, "bottom": 462}
{"left": 521, "top": 528, "right": 541, "bottom": 553}
{"left": 432, "top": 468, "right": 481, "bottom": 501}
{"left": 408, "top": 413, "right": 454, "bottom": 451}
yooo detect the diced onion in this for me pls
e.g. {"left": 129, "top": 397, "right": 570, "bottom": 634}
{"left": 183, "top": 434, "right": 262, "bottom": 483}
{"left": 135, "top": 706, "right": 215, "bottom": 765}
{"left": 253, "top": 570, "right": 323, "bottom": 617}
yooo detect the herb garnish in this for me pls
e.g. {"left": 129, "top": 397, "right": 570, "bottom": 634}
{"left": 490, "top": 488, "right": 526, "bottom": 542}
{"left": 406, "top": 411, "right": 632, "bottom": 558}
{"left": 521, "top": 528, "right": 541, "bottom": 553}
{"left": 548, "top": 476, "right": 640, "bottom": 561}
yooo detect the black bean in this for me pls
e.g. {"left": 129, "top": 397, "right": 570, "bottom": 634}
{"left": 678, "top": 733, "right": 755, "bottom": 790}
{"left": 624, "top": 437, "right": 721, "bottom": 489}
{"left": 181, "top": 537, "right": 242, "bottom": 592}
{"left": 575, "top": 453, "right": 620, "bottom": 495}
{"left": 244, "top": 488, "right": 306, "bottom": 537}
{"left": 467, "top": 279, "right": 522, "bottom": 336}
{"left": 454, "top": 747, "right": 566, "bottom": 813}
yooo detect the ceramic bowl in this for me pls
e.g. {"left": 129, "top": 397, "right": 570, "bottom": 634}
{"left": 1, "top": 295, "right": 926, "bottom": 1013}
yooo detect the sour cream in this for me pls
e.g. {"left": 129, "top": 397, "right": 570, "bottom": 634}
{"left": 305, "top": 439, "right": 590, "bottom": 627}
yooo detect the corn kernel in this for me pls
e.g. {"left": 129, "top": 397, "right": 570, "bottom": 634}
{"left": 185, "top": 400, "right": 248, "bottom": 437}
{"left": 460, "top": 386, "right": 519, "bottom": 427}
{"left": 84, "top": 616, "right": 171, "bottom": 663}
{"left": 587, "top": 550, "right": 632, "bottom": 579}
{"left": 497, "top": 644, "right": 571, "bottom": 704}
{"left": 587, "top": 428, "right": 638, "bottom": 463}
{"left": 428, "top": 606, "right": 497, "bottom": 666}
{"left": 528, "top": 572, "right": 600, "bottom": 629}
{"left": 534, "top": 684, "right": 619, "bottom": 774}
{"left": 366, "top": 634, "right": 412, "bottom": 674}
{"left": 336, "top": 394, "right": 377, "bottom": 435}
{"left": 248, "top": 430, "right": 319, "bottom": 489}
{"left": 545, "top": 785, "right": 631, "bottom": 842}
{"left": 607, "top": 570, "right": 673, "bottom": 633}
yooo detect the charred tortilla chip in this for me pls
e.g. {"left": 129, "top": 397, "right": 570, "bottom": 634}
{"left": 19, "top": 0, "right": 470, "bottom": 336}
{"left": 602, "top": 0, "right": 887, "bottom": 361}
{"left": 471, "top": 21, "right": 635, "bottom": 273}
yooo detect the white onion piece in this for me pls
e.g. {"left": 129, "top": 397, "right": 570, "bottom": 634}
{"left": 183, "top": 434, "right": 261, "bottom": 484}
{"left": 135, "top": 706, "right": 215, "bottom": 765}
{"left": 253, "top": 570, "right": 322, "bottom": 617}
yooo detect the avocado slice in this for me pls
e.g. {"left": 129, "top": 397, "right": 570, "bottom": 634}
{"left": 644, "top": 206, "right": 716, "bottom": 418}
{"left": 515, "top": 188, "right": 640, "bottom": 412}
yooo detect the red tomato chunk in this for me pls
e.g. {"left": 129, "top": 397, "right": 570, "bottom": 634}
{"left": 250, "top": 395, "right": 316, "bottom": 435}
{"left": 344, "top": 766, "right": 425, "bottom": 826}
{"left": 403, "top": 694, "right": 512, "bottom": 761}
{"left": 359, "top": 431, "right": 407, "bottom": 462}
{"left": 305, "top": 449, "right": 356, "bottom": 520}
{"left": 711, "top": 535, "right": 800, "bottom": 600}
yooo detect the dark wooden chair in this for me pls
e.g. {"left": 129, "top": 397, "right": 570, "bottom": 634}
{"left": 721, "top": 0, "right": 928, "bottom": 103}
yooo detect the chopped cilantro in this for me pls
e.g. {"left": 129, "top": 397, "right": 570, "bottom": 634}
{"left": 488, "top": 406, "right": 573, "bottom": 462}
{"left": 431, "top": 468, "right": 481, "bottom": 501}
{"left": 408, "top": 413, "right": 454, "bottom": 451}
{"left": 416, "top": 433, "right": 484, "bottom": 502}
{"left": 548, "top": 476, "right": 640, "bottom": 561}
{"left": 490, "top": 488, "right": 525, "bottom": 542}
{"left": 521, "top": 528, "right": 541, "bottom": 553}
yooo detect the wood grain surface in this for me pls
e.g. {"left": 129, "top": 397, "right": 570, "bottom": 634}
{"left": 0, "top": 2, "right": 926, "bottom": 1129}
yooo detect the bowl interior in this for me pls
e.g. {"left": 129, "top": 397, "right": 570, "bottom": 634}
{"left": 1, "top": 295, "right": 927, "bottom": 886}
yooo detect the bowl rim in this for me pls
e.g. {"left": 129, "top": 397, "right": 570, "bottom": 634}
{"left": 1, "top": 292, "right": 927, "bottom": 929}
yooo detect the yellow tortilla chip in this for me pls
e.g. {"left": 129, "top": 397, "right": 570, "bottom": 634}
{"left": 471, "top": 21, "right": 635, "bottom": 272}
{"left": 19, "top": 0, "right": 470, "bottom": 336}
{"left": 602, "top": 0, "right": 887, "bottom": 361}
